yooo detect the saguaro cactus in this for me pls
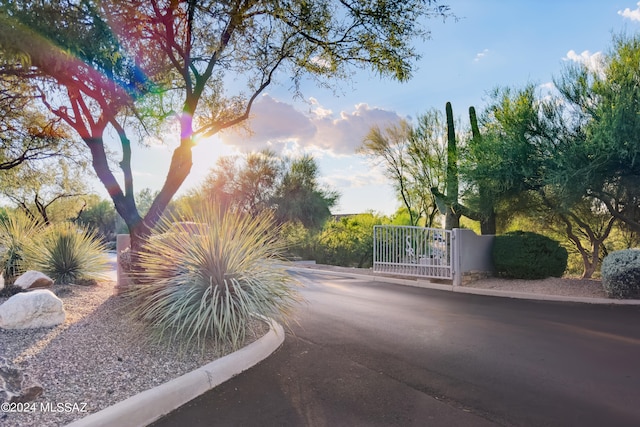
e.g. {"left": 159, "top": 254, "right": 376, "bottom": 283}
{"left": 432, "top": 104, "right": 496, "bottom": 234}
{"left": 469, "top": 106, "right": 496, "bottom": 234}
{"left": 444, "top": 102, "right": 460, "bottom": 230}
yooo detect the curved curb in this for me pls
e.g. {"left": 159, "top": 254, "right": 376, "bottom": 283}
{"left": 66, "top": 319, "right": 284, "bottom": 427}
{"left": 285, "top": 265, "right": 640, "bottom": 306}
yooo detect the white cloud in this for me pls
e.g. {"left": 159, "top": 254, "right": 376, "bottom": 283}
{"left": 474, "top": 49, "right": 490, "bottom": 63}
{"left": 218, "top": 95, "right": 403, "bottom": 156}
{"left": 309, "top": 97, "right": 333, "bottom": 118}
{"left": 538, "top": 82, "right": 556, "bottom": 92}
{"left": 322, "top": 167, "right": 387, "bottom": 190}
{"left": 563, "top": 49, "right": 606, "bottom": 77}
{"left": 619, "top": 2, "right": 640, "bottom": 21}
{"left": 309, "top": 103, "right": 402, "bottom": 154}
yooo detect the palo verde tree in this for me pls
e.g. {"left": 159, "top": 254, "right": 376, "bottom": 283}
{"left": 466, "top": 84, "right": 617, "bottom": 278}
{"left": 360, "top": 120, "right": 421, "bottom": 225}
{"left": 272, "top": 155, "right": 339, "bottom": 229}
{"left": 359, "top": 111, "right": 448, "bottom": 228}
{"left": 0, "top": 155, "right": 90, "bottom": 225}
{"left": 474, "top": 34, "right": 640, "bottom": 277}
{"left": 0, "top": 0, "right": 453, "bottom": 250}
{"left": 199, "top": 150, "right": 282, "bottom": 217}
{"left": 554, "top": 33, "right": 640, "bottom": 234}
{"left": 0, "top": 76, "right": 73, "bottom": 171}
{"left": 189, "top": 151, "right": 338, "bottom": 228}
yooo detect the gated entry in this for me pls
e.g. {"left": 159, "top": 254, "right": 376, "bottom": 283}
{"left": 373, "top": 225, "right": 453, "bottom": 280}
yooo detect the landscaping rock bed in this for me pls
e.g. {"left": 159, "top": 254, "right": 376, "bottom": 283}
{"left": 462, "top": 276, "right": 608, "bottom": 299}
{"left": 0, "top": 281, "right": 268, "bottom": 427}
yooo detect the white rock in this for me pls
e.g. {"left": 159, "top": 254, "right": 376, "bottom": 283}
{"left": 14, "top": 270, "right": 54, "bottom": 290}
{"left": 0, "top": 290, "right": 65, "bottom": 329}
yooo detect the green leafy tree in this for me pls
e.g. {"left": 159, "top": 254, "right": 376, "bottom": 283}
{"left": 0, "top": 156, "right": 90, "bottom": 225}
{"left": 466, "top": 81, "right": 617, "bottom": 278}
{"left": 360, "top": 112, "right": 447, "bottom": 227}
{"left": 75, "top": 196, "right": 117, "bottom": 241}
{"left": 196, "top": 152, "right": 338, "bottom": 229}
{"left": 0, "top": 0, "right": 452, "bottom": 250}
{"left": 317, "top": 213, "right": 389, "bottom": 268}
{"left": 134, "top": 188, "right": 160, "bottom": 218}
{"left": 554, "top": 34, "right": 640, "bottom": 234}
{"left": 200, "top": 151, "right": 281, "bottom": 216}
{"left": 0, "top": 76, "right": 73, "bottom": 170}
{"left": 272, "top": 155, "right": 339, "bottom": 229}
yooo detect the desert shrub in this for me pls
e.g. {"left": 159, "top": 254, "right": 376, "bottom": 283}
{"left": 492, "top": 231, "right": 568, "bottom": 279}
{"left": 0, "top": 284, "right": 27, "bottom": 298}
{"left": 279, "top": 220, "right": 318, "bottom": 261}
{"left": 126, "top": 202, "right": 300, "bottom": 350}
{"left": 24, "top": 222, "right": 109, "bottom": 285}
{"left": 601, "top": 249, "right": 640, "bottom": 299}
{"left": 0, "top": 213, "right": 43, "bottom": 284}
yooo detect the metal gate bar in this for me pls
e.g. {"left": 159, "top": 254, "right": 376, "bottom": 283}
{"left": 373, "top": 225, "right": 452, "bottom": 279}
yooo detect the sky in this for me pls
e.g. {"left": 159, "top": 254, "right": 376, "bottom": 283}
{"left": 102, "top": 1, "right": 640, "bottom": 216}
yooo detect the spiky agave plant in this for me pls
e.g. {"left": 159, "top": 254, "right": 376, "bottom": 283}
{"left": 25, "top": 222, "right": 110, "bottom": 285}
{"left": 127, "top": 203, "right": 300, "bottom": 350}
{"left": 0, "top": 213, "right": 43, "bottom": 283}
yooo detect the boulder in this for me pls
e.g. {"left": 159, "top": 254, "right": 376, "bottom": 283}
{"left": 0, "top": 357, "right": 43, "bottom": 403}
{"left": 14, "top": 271, "right": 54, "bottom": 290}
{"left": 0, "top": 290, "right": 65, "bottom": 329}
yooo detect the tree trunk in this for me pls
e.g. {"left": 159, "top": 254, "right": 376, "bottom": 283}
{"left": 479, "top": 186, "right": 497, "bottom": 235}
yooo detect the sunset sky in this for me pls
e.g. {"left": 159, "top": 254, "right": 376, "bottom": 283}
{"left": 106, "top": 1, "right": 640, "bottom": 216}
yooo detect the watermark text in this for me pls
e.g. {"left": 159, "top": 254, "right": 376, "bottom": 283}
{"left": 1, "top": 401, "right": 88, "bottom": 413}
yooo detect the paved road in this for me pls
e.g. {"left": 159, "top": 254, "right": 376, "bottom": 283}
{"left": 152, "top": 271, "right": 640, "bottom": 427}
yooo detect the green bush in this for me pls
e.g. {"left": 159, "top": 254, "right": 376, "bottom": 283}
{"left": 601, "top": 249, "right": 640, "bottom": 299}
{"left": 278, "top": 220, "right": 317, "bottom": 261}
{"left": 25, "top": 222, "right": 109, "bottom": 285}
{"left": 492, "top": 231, "right": 568, "bottom": 279}
{"left": 126, "top": 203, "right": 300, "bottom": 350}
{"left": 316, "top": 213, "right": 388, "bottom": 268}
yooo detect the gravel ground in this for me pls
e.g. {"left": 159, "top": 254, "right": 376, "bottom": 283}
{"left": 463, "top": 276, "right": 609, "bottom": 298}
{"left": 0, "top": 280, "right": 268, "bottom": 427}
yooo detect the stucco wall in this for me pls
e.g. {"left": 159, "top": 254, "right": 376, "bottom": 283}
{"left": 453, "top": 229, "right": 495, "bottom": 286}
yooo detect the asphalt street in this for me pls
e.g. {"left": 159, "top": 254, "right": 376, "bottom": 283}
{"left": 152, "top": 270, "right": 640, "bottom": 427}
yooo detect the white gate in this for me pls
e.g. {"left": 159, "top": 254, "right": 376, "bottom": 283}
{"left": 373, "top": 225, "right": 453, "bottom": 280}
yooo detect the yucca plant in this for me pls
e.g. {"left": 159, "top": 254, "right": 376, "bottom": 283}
{"left": 126, "top": 203, "right": 300, "bottom": 350}
{"left": 0, "top": 213, "right": 43, "bottom": 284}
{"left": 24, "top": 222, "right": 110, "bottom": 285}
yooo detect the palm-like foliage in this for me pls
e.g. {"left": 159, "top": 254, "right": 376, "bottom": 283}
{"left": 25, "top": 222, "right": 109, "bottom": 284}
{"left": 0, "top": 213, "right": 43, "bottom": 283}
{"left": 127, "top": 203, "right": 299, "bottom": 350}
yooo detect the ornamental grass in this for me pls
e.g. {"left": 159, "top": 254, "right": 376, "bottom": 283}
{"left": 126, "top": 203, "right": 300, "bottom": 350}
{"left": 24, "top": 221, "right": 110, "bottom": 285}
{"left": 0, "top": 213, "right": 43, "bottom": 283}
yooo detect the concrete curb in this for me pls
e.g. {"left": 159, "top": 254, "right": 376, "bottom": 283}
{"left": 66, "top": 319, "right": 285, "bottom": 427}
{"left": 285, "top": 265, "right": 640, "bottom": 306}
